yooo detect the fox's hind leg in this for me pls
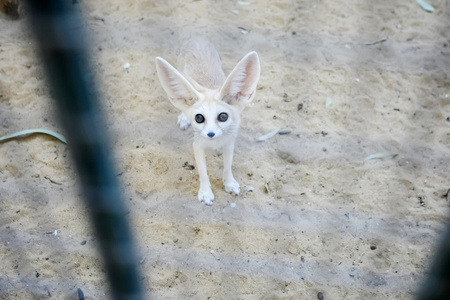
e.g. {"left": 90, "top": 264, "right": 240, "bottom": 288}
{"left": 177, "top": 112, "right": 191, "bottom": 130}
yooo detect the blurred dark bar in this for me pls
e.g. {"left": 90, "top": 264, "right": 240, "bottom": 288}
{"left": 417, "top": 222, "right": 450, "bottom": 300}
{"left": 24, "top": 1, "right": 145, "bottom": 299}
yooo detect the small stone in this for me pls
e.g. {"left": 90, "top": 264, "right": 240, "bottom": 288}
{"left": 244, "top": 186, "right": 254, "bottom": 193}
{"left": 297, "top": 103, "right": 303, "bottom": 111}
{"left": 418, "top": 196, "right": 425, "bottom": 206}
{"left": 230, "top": 203, "right": 236, "bottom": 208}
{"left": 183, "top": 162, "right": 195, "bottom": 170}
{"left": 81, "top": 240, "right": 87, "bottom": 246}
{"left": 238, "top": 27, "right": 249, "bottom": 35}
{"left": 370, "top": 245, "right": 376, "bottom": 250}
{"left": 317, "top": 292, "right": 324, "bottom": 300}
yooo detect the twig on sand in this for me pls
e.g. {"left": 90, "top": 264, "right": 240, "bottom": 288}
{"left": 44, "top": 176, "right": 63, "bottom": 185}
{"left": 364, "top": 37, "right": 388, "bottom": 46}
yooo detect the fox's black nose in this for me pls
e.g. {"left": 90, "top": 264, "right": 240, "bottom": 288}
{"left": 207, "top": 132, "right": 215, "bottom": 138}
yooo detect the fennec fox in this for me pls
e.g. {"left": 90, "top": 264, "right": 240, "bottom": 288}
{"left": 155, "top": 38, "right": 260, "bottom": 205}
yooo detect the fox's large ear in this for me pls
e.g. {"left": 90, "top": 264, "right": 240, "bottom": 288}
{"left": 217, "top": 51, "right": 260, "bottom": 107}
{"left": 155, "top": 57, "right": 202, "bottom": 111}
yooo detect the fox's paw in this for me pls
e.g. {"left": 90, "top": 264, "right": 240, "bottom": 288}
{"left": 177, "top": 113, "right": 191, "bottom": 131}
{"left": 198, "top": 188, "right": 215, "bottom": 206}
{"left": 224, "top": 178, "right": 240, "bottom": 196}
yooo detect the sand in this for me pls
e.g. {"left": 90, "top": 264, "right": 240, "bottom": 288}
{"left": 1, "top": 0, "right": 450, "bottom": 299}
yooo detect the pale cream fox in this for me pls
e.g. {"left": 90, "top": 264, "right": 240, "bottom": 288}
{"left": 155, "top": 38, "right": 260, "bottom": 205}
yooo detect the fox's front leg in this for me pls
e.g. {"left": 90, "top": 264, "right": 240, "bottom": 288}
{"left": 223, "top": 141, "right": 240, "bottom": 195}
{"left": 193, "top": 141, "right": 214, "bottom": 205}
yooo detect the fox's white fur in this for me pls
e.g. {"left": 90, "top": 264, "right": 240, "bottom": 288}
{"left": 155, "top": 38, "right": 260, "bottom": 205}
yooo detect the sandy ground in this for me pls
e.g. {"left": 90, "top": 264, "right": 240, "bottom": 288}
{"left": 1, "top": 0, "right": 450, "bottom": 299}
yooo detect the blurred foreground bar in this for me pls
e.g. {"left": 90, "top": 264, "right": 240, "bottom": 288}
{"left": 24, "top": 1, "right": 145, "bottom": 299}
{"left": 417, "top": 221, "right": 450, "bottom": 300}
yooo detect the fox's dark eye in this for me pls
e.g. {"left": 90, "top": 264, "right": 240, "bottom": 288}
{"left": 195, "top": 114, "right": 205, "bottom": 123}
{"left": 218, "top": 112, "right": 228, "bottom": 122}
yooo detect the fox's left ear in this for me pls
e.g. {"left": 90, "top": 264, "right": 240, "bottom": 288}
{"left": 217, "top": 51, "right": 260, "bottom": 107}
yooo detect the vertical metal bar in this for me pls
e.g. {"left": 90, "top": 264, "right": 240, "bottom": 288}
{"left": 24, "top": 1, "right": 145, "bottom": 299}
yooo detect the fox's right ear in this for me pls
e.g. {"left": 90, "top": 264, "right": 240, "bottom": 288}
{"left": 155, "top": 57, "right": 202, "bottom": 111}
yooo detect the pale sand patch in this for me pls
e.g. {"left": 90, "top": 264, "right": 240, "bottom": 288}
{"left": 1, "top": 1, "right": 449, "bottom": 299}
